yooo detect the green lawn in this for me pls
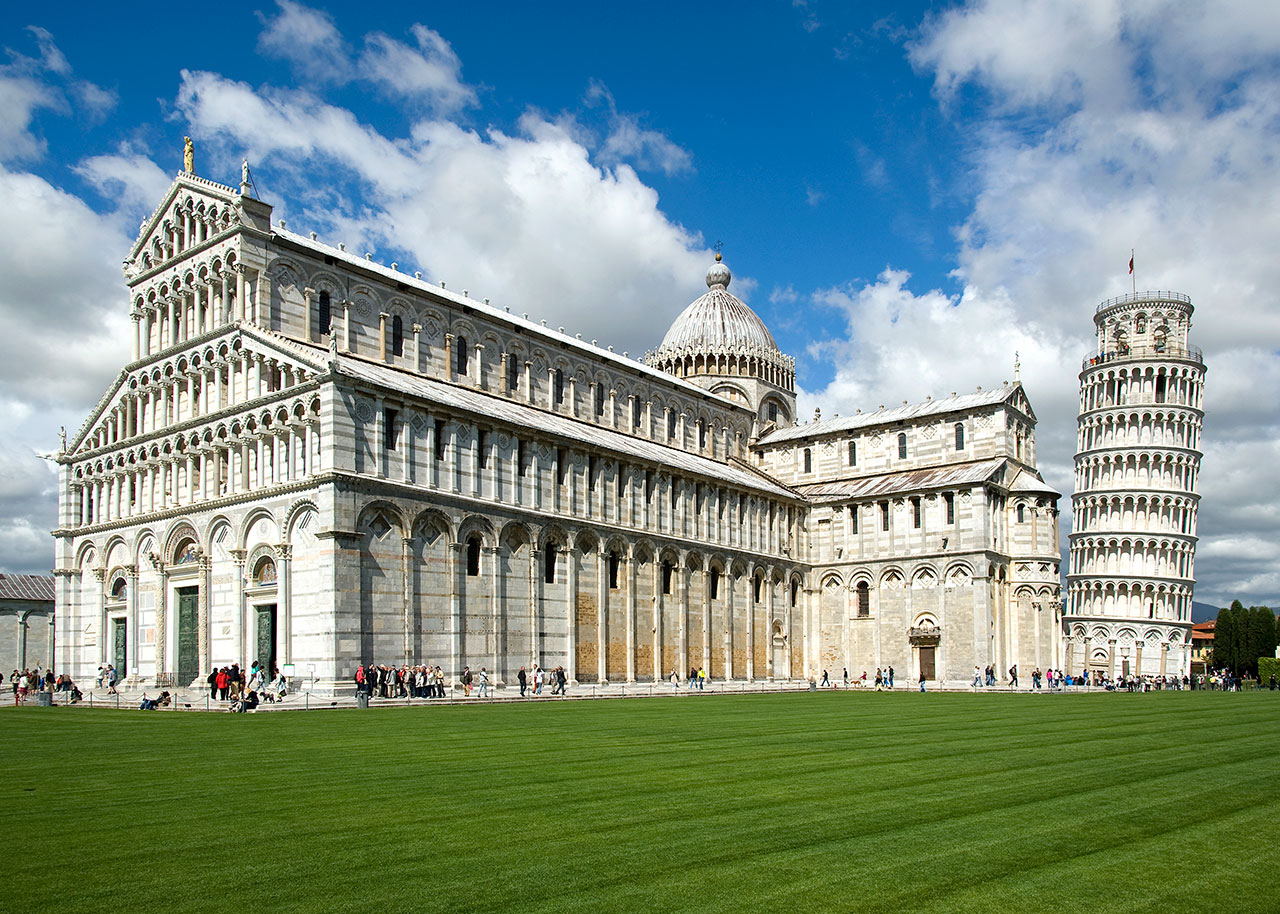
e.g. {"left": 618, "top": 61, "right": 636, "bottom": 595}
{"left": 3, "top": 691, "right": 1277, "bottom": 913}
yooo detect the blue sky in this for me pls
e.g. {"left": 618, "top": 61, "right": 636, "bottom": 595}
{"left": 2, "top": 0, "right": 1279, "bottom": 609}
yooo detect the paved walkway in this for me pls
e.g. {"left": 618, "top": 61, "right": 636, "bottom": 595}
{"left": 7, "top": 678, "right": 1102, "bottom": 712}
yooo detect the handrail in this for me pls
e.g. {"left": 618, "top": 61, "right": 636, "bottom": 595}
{"left": 1081, "top": 343, "right": 1203, "bottom": 371}
{"left": 1096, "top": 290, "right": 1192, "bottom": 313}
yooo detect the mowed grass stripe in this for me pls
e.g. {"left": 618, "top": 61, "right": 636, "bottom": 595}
{"left": 2, "top": 691, "right": 1276, "bottom": 913}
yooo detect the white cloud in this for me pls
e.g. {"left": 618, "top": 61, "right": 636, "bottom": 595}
{"left": 797, "top": 0, "right": 1280, "bottom": 605}
{"left": 358, "top": 24, "right": 476, "bottom": 112}
{"left": 584, "top": 80, "right": 694, "bottom": 177}
{"left": 256, "top": 0, "right": 348, "bottom": 81}
{"left": 174, "top": 65, "right": 711, "bottom": 356}
{"left": 76, "top": 149, "right": 173, "bottom": 215}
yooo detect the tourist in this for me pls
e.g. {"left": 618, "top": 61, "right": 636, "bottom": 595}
{"left": 462, "top": 665, "right": 473, "bottom": 696}
{"left": 556, "top": 666, "right": 567, "bottom": 695}
{"left": 820, "top": 669, "right": 830, "bottom": 687}
{"left": 973, "top": 665, "right": 982, "bottom": 688}
{"left": 207, "top": 668, "right": 218, "bottom": 698}
{"left": 919, "top": 674, "right": 926, "bottom": 692}
{"left": 533, "top": 665, "right": 544, "bottom": 695}
{"left": 16, "top": 670, "right": 28, "bottom": 704}
{"left": 105, "top": 665, "right": 118, "bottom": 695}
{"left": 874, "top": 668, "right": 883, "bottom": 691}
{"left": 518, "top": 665, "right": 528, "bottom": 697}
{"left": 888, "top": 666, "right": 895, "bottom": 689}
{"left": 670, "top": 668, "right": 680, "bottom": 690}
{"left": 1008, "top": 664, "right": 1018, "bottom": 688}
{"left": 843, "top": 668, "right": 849, "bottom": 687}
{"left": 699, "top": 666, "right": 706, "bottom": 690}
{"left": 478, "top": 667, "right": 490, "bottom": 699}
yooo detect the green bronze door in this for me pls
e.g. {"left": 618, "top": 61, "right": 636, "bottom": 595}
{"left": 177, "top": 588, "right": 199, "bottom": 685}
{"left": 112, "top": 619, "right": 127, "bottom": 678}
{"left": 256, "top": 605, "right": 277, "bottom": 676}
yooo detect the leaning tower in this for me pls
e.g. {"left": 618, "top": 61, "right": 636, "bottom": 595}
{"left": 1066, "top": 291, "right": 1205, "bottom": 680}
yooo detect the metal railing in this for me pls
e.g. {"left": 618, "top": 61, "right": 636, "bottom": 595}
{"left": 1096, "top": 291, "right": 1192, "bottom": 313}
{"left": 1081, "top": 343, "right": 1203, "bottom": 371}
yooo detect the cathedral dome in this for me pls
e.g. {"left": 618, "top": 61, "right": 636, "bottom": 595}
{"left": 658, "top": 256, "right": 780, "bottom": 354}
{"left": 645, "top": 255, "right": 795, "bottom": 397}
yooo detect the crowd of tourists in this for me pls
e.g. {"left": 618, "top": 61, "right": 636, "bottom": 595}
{"left": 10, "top": 666, "right": 84, "bottom": 704}
{"left": 355, "top": 663, "right": 575, "bottom": 699}
{"left": 207, "top": 661, "right": 288, "bottom": 707}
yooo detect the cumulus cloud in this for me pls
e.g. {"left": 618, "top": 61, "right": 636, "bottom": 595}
{"left": 175, "top": 67, "right": 709, "bottom": 353}
{"left": 797, "top": 0, "right": 1280, "bottom": 605}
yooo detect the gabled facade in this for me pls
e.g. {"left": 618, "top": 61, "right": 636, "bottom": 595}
{"left": 52, "top": 164, "right": 1062, "bottom": 693}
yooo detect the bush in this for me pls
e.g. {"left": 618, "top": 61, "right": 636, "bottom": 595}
{"left": 1259, "top": 657, "right": 1280, "bottom": 685}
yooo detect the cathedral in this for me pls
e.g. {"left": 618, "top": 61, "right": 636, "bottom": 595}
{"left": 51, "top": 163, "right": 1064, "bottom": 693}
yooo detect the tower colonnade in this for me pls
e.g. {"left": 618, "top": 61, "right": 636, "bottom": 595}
{"left": 1066, "top": 291, "right": 1205, "bottom": 679}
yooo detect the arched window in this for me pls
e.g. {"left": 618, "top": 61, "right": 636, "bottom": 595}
{"left": 110, "top": 578, "right": 127, "bottom": 601}
{"left": 595, "top": 385, "right": 605, "bottom": 417}
{"left": 543, "top": 544, "right": 558, "bottom": 584}
{"left": 667, "top": 410, "right": 677, "bottom": 439}
{"left": 607, "top": 551, "right": 620, "bottom": 589}
{"left": 753, "top": 575, "right": 763, "bottom": 604}
{"left": 697, "top": 420, "right": 707, "bottom": 449}
{"left": 768, "top": 402, "right": 778, "bottom": 423}
{"left": 632, "top": 399, "right": 642, "bottom": 429}
{"left": 856, "top": 581, "right": 870, "bottom": 616}
{"left": 174, "top": 539, "right": 198, "bottom": 565}
{"left": 709, "top": 568, "right": 720, "bottom": 600}
{"left": 253, "top": 556, "right": 277, "bottom": 586}
{"left": 391, "top": 315, "right": 403, "bottom": 357}
{"left": 898, "top": 432, "right": 908, "bottom": 459}
{"left": 466, "top": 535, "right": 481, "bottom": 577}
{"left": 1016, "top": 504, "right": 1025, "bottom": 523}
{"left": 456, "top": 336, "right": 469, "bottom": 375}
{"left": 803, "top": 448, "right": 812, "bottom": 473}
{"left": 318, "top": 290, "right": 331, "bottom": 334}
{"left": 954, "top": 423, "right": 964, "bottom": 450}
{"left": 848, "top": 440, "right": 856, "bottom": 466}
{"left": 553, "top": 369, "right": 565, "bottom": 405}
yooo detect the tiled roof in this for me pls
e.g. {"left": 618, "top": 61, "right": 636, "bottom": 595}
{"left": 0, "top": 574, "right": 55, "bottom": 603}
{"left": 792, "top": 458, "right": 1007, "bottom": 502}
{"left": 333, "top": 355, "right": 802, "bottom": 501}
{"left": 1007, "top": 467, "right": 1061, "bottom": 497}
{"left": 759, "top": 386, "right": 1022, "bottom": 445}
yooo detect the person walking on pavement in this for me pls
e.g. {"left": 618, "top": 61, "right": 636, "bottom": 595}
{"left": 518, "top": 665, "right": 528, "bottom": 697}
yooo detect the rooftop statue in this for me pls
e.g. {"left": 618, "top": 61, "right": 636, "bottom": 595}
{"left": 183, "top": 136, "right": 194, "bottom": 174}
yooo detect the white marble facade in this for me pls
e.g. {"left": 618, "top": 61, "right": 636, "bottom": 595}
{"left": 1065, "top": 292, "right": 1205, "bottom": 679}
{"left": 52, "top": 170, "right": 1063, "bottom": 693}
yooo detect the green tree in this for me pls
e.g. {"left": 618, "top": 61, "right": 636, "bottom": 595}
{"left": 1212, "top": 603, "right": 1241, "bottom": 673}
{"left": 1247, "top": 606, "right": 1277, "bottom": 677}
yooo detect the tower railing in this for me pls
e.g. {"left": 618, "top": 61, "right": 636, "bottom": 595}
{"left": 1096, "top": 290, "right": 1192, "bottom": 313}
{"left": 1081, "top": 343, "right": 1203, "bottom": 372}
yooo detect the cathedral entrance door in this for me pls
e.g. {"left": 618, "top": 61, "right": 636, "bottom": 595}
{"left": 176, "top": 587, "right": 199, "bottom": 685}
{"left": 918, "top": 646, "right": 936, "bottom": 682}
{"left": 256, "top": 604, "right": 277, "bottom": 675}
{"left": 111, "top": 618, "right": 127, "bottom": 680}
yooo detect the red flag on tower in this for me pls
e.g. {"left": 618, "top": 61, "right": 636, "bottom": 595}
{"left": 1129, "top": 252, "right": 1134, "bottom": 274}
